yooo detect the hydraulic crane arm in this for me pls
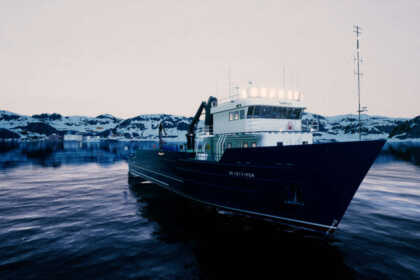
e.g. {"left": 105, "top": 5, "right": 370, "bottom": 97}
{"left": 186, "top": 96, "right": 217, "bottom": 151}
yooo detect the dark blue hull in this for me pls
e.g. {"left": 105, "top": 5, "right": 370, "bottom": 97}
{"left": 128, "top": 140, "right": 385, "bottom": 235}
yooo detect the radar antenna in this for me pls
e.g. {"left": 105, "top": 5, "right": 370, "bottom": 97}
{"left": 354, "top": 25, "right": 367, "bottom": 141}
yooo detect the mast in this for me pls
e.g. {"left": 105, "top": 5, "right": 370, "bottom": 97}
{"left": 353, "top": 25, "right": 365, "bottom": 141}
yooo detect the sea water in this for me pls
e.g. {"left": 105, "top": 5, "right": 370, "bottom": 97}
{"left": 0, "top": 142, "right": 419, "bottom": 280}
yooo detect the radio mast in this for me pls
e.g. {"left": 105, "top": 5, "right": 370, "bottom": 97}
{"left": 354, "top": 25, "right": 366, "bottom": 141}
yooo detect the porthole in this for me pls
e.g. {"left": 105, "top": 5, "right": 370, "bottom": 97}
{"left": 285, "top": 184, "right": 304, "bottom": 206}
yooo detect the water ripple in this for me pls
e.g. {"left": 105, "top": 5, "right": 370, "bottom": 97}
{"left": 0, "top": 154, "right": 419, "bottom": 279}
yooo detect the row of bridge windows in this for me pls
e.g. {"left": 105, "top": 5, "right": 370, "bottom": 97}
{"left": 248, "top": 106, "right": 303, "bottom": 119}
{"left": 228, "top": 106, "right": 303, "bottom": 121}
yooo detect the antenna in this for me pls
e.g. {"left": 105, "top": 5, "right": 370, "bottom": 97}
{"left": 353, "top": 25, "right": 367, "bottom": 141}
{"left": 228, "top": 65, "right": 232, "bottom": 98}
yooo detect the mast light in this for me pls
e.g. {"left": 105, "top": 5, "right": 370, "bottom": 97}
{"left": 269, "top": 88, "right": 277, "bottom": 99}
{"left": 278, "top": 89, "right": 285, "bottom": 99}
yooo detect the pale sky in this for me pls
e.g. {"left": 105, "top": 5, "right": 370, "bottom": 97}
{"left": 0, "top": 0, "right": 419, "bottom": 118}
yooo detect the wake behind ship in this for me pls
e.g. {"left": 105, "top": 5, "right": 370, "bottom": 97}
{"left": 129, "top": 87, "right": 385, "bottom": 235}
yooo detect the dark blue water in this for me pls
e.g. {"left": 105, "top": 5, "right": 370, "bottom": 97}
{"left": 0, "top": 142, "right": 419, "bottom": 280}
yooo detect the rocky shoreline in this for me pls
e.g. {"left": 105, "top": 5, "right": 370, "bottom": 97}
{"left": 1, "top": 109, "right": 419, "bottom": 164}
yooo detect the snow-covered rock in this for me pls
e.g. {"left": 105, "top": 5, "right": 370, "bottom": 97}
{"left": 0, "top": 109, "right": 415, "bottom": 144}
{"left": 106, "top": 114, "right": 191, "bottom": 141}
{"left": 0, "top": 128, "right": 20, "bottom": 139}
{"left": 388, "top": 116, "right": 420, "bottom": 139}
{"left": 0, "top": 110, "right": 121, "bottom": 140}
{"left": 302, "top": 113, "right": 407, "bottom": 143}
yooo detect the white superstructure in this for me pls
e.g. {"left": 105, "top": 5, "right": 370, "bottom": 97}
{"left": 194, "top": 86, "right": 314, "bottom": 161}
{"left": 212, "top": 97, "right": 304, "bottom": 134}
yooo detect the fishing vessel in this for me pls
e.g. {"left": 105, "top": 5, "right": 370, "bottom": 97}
{"left": 128, "top": 87, "right": 385, "bottom": 235}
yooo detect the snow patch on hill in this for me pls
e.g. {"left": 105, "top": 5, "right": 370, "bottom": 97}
{"left": 0, "top": 111, "right": 121, "bottom": 139}
{"left": 0, "top": 109, "right": 415, "bottom": 145}
{"left": 302, "top": 113, "right": 406, "bottom": 143}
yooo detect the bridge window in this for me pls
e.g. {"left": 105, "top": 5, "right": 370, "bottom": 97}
{"left": 247, "top": 106, "right": 303, "bottom": 120}
{"left": 234, "top": 111, "right": 239, "bottom": 120}
{"left": 229, "top": 110, "right": 245, "bottom": 121}
{"left": 247, "top": 106, "right": 255, "bottom": 116}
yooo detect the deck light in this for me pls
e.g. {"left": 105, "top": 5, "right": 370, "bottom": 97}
{"left": 260, "top": 87, "right": 267, "bottom": 98}
{"left": 269, "top": 88, "right": 277, "bottom": 99}
{"left": 250, "top": 87, "right": 258, "bottom": 97}
{"left": 287, "top": 90, "right": 293, "bottom": 100}
{"left": 278, "top": 89, "right": 285, "bottom": 99}
{"left": 241, "top": 89, "right": 248, "bottom": 99}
